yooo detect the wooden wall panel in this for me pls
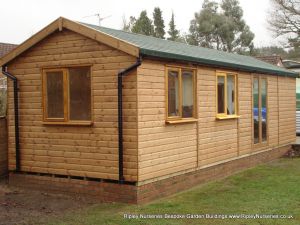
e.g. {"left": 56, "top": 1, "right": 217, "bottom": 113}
{"left": 278, "top": 76, "right": 296, "bottom": 145}
{"left": 197, "top": 67, "right": 238, "bottom": 167}
{"left": 237, "top": 72, "right": 252, "bottom": 156}
{"left": 137, "top": 59, "right": 296, "bottom": 183}
{"left": 268, "top": 76, "right": 279, "bottom": 148}
{"left": 137, "top": 60, "right": 197, "bottom": 181}
{"left": 6, "top": 29, "right": 138, "bottom": 181}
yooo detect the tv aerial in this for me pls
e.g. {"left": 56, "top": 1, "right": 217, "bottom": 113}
{"left": 83, "top": 13, "right": 111, "bottom": 26}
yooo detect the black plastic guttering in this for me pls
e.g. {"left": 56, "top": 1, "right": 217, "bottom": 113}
{"left": 118, "top": 57, "right": 141, "bottom": 184}
{"left": 2, "top": 66, "right": 20, "bottom": 172}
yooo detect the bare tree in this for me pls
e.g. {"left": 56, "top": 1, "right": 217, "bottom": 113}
{"left": 268, "top": 0, "right": 300, "bottom": 47}
{"left": 122, "top": 15, "right": 136, "bottom": 32}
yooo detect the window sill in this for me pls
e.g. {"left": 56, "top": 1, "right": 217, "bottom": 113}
{"left": 42, "top": 121, "right": 93, "bottom": 126}
{"left": 216, "top": 115, "right": 240, "bottom": 120}
{"left": 166, "top": 118, "right": 198, "bottom": 124}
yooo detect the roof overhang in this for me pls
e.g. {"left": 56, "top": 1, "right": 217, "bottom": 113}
{"left": 0, "top": 17, "right": 139, "bottom": 67}
{"left": 140, "top": 49, "right": 299, "bottom": 78}
{"left": 1, "top": 16, "right": 297, "bottom": 78}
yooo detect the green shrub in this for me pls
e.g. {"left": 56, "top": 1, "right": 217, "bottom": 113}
{"left": 0, "top": 89, "right": 7, "bottom": 117}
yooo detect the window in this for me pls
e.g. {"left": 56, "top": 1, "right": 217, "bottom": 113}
{"left": 45, "top": 70, "right": 65, "bottom": 119}
{"left": 168, "top": 69, "right": 179, "bottom": 117}
{"left": 69, "top": 67, "right": 91, "bottom": 121}
{"left": 216, "top": 72, "right": 237, "bottom": 118}
{"left": 166, "top": 67, "right": 196, "bottom": 121}
{"left": 253, "top": 76, "right": 267, "bottom": 144}
{"left": 43, "top": 67, "right": 91, "bottom": 123}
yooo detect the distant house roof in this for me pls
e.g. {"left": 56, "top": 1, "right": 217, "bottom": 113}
{"left": 282, "top": 60, "right": 300, "bottom": 74}
{"left": 0, "top": 17, "right": 298, "bottom": 77}
{"left": 0, "top": 43, "right": 17, "bottom": 88}
{"left": 0, "top": 42, "right": 17, "bottom": 58}
{"left": 282, "top": 60, "right": 300, "bottom": 69}
{"left": 256, "top": 55, "right": 283, "bottom": 67}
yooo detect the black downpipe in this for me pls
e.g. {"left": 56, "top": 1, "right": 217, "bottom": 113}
{"left": 2, "top": 67, "right": 20, "bottom": 172}
{"left": 118, "top": 57, "right": 141, "bottom": 184}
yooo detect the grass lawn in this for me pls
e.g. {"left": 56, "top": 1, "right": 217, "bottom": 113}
{"left": 48, "top": 158, "right": 300, "bottom": 225}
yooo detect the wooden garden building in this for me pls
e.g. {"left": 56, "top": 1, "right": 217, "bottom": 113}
{"left": 0, "top": 17, "right": 297, "bottom": 203}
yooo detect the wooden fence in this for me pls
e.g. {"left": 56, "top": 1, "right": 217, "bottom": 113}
{"left": 0, "top": 117, "right": 7, "bottom": 178}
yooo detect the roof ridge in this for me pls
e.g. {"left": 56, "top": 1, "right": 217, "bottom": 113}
{"left": 79, "top": 22, "right": 276, "bottom": 63}
{"left": 79, "top": 22, "right": 298, "bottom": 77}
{"left": 80, "top": 21, "right": 185, "bottom": 44}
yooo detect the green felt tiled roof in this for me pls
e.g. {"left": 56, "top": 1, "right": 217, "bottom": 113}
{"left": 81, "top": 22, "right": 298, "bottom": 77}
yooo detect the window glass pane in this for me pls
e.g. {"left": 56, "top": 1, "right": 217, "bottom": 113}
{"left": 261, "top": 79, "right": 267, "bottom": 142}
{"left": 69, "top": 67, "right": 91, "bottom": 120}
{"left": 227, "top": 75, "right": 235, "bottom": 115}
{"left": 182, "top": 70, "right": 194, "bottom": 118}
{"left": 168, "top": 70, "right": 179, "bottom": 117}
{"left": 253, "top": 78, "right": 259, "bottom": 144}
{"left": 46, "top": 71, "right": 64, "bottom": 118}
{"left": 217, "top": 76, "right": 225, "bottom": 114}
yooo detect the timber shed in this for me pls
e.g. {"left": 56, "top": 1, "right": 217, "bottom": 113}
{"left": 0, "top": 17, "right": 297, "bottom": 203}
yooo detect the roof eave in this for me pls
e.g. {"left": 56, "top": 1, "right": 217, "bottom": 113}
{"left": 140, "top": 49, "right": 298, "bottom": 78}
{"left": 0, "top": 18, "right": 60, "bottom": 67}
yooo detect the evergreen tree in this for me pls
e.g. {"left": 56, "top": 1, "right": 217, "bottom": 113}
{"left": 153, "top": 7, "right": 165, "bottom": 39}
{"left": 220, "top": 0, "right": 254, "bottom": 52}
{"left": 187, "top": 0, "right": 254, "bottom": 53}
{"left": 131, "top": 11, "right": 154, "bottom": 36}
{"left": 187, "top": 0, "right": 221, "bottom": 48}
{"left": 167, "top": 12, "right": 180, "bottom": 41}
{"left": 0, "top": 88, "right": 6, "bottom": 116}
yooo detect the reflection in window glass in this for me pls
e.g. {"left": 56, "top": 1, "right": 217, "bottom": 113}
{"left": 69, "top": 67, "right": 91, "bottom": 121}
{"left": 253, "top": 78, "right": 259, "bottom": 144}
{"left": 253, "top": 77, "right": 268, "bottom": 144}
{"left": 46, "top": 71, "right": 64, "bottom": 118}
{"left": 168, "top": 70, "right": 179, "bottom": 117}
{"left": 182, "top": 70, "right": 194, "bottom": 118}
{"left": 217, "top": 76, "right": 225, "bottom": 114}
{"left": 261, "top": 79, "right": 267, "bottom": 142}
{"left": 227, "top": 75, "right": 235, "bottom": 115}
{"left": 297, "top": 79, "right": 300, "bottom": 110}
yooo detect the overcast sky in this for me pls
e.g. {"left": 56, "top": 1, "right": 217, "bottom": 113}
{"left": 0, "top": 0, "right": 279, "bottom": 47}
